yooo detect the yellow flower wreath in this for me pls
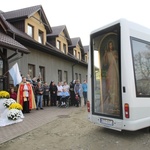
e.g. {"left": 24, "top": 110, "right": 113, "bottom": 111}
{"left": 9, "top": 103, "right": 23, "bottom": 110}
{"left": 0, "top": 91, "right": 10, "bottom": 98}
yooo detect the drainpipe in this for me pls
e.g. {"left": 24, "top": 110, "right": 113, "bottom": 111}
{"left": 72, "top": 63, "right": 76, "bottom": 81}
{"left": 72, "top": 61, "right": 79, "bottom": 81}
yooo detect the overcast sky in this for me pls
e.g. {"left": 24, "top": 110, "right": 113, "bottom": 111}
{"left": 1, "top": 0, "right": 150, "bottom": 46}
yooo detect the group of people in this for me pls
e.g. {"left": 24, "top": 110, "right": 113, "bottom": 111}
{"left": 9, "top": 75, "right": 88, "bottom": 113}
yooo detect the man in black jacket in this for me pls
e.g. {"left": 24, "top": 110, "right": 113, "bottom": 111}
{"left": 49, "top": 81, "right": 58, "bottom": 106}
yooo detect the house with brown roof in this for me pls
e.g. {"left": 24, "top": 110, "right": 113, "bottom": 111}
{"left": 68, "top": 37, "right": 85, "bottom": 60}
{"left": 47, "top": 25, "right": 72, "bottom": 54}
{"left": 0, "top": 5, "right": 88, "bottom": 90}
{"left": 0, "top": 13, "right": 30, "bottom": 90}
{"left": 83, "top": 45, "right": 89, "bottom": 63}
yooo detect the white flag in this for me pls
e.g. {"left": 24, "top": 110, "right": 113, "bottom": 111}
{"left": 9, "top": 63, "right": 22, "bottom": 86}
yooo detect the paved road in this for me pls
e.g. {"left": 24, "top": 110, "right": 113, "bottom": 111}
{"left": 1, "top": 105, "right": 150, "bottom": 150}
{"left": 0, "top": 106, "right": 80, "bottom": 144}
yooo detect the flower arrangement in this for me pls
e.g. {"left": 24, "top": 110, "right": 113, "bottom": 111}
{"left": 3, "top": 98, "right": 16, "bottom": 108}
{"left": 0, "top": 91, "right": 10, "bottom": 99}
{"left": 7, "top": 109, "right": 22, "bottom": 120}
{"left": 9, "top": 103, "right": 23, "bottom": 110}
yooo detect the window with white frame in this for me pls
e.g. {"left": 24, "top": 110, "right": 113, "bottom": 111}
{"left": 38, "top": 30, "right": 44, "bottom": 44}
{"left": 74, "top": 49, "right": 77, "bottom": 57}
{"left": 56, "top": 40, "right": 61, "bottom": 50}
{"left": 27, "top": 24, "right": 34, "bottom": 38}
{"left": 63, "top": 44, "right": 67, "bottom": 54}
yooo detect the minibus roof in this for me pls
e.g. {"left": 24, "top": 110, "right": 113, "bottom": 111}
{"left": 90, "top": 18, "right": 150, "bottom": 35}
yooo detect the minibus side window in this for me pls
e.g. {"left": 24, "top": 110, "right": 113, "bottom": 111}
{"left": 131, "top": 38, "right": 150, "bottom": 97}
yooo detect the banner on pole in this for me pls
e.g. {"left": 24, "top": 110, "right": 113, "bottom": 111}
{"left": 9, "top": 63, "right": 22, "bottom": 86}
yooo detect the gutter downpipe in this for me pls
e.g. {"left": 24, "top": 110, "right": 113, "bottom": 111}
{"left": 72, "top": 63, "right": 76, "bottom": 81}
{"left": 72, "top": 61, "right": 79, "bottom": 81}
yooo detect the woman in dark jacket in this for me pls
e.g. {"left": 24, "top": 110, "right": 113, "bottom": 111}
{"left": 49, "top": 81, "right": 58, "bottom": 106}
{"left": 69, "top": 80, "right": 76, "bottom": 106}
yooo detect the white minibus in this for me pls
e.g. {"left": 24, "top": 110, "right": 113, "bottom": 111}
{"left": 87, "top": 19, "right": 150, "bottom": 131}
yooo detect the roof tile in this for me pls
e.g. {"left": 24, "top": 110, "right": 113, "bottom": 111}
{"left": 2, "top": 5, "right": 41, "bottom": 20}
{"left": 0, "top": 32, "right": 30, "bottom": 53}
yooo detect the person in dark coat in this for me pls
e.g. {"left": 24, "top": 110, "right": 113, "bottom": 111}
{"left": 74, "top": 79, "right": 83, "bottom": 107}
{"left": 69, "top": 80, "right": 76, "bottom": 106}
{"left": 49, "top": 81, "right": 58, "bottom": 106}
{"left": 43, "top": 82, "right": 50, "bottom": 106}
